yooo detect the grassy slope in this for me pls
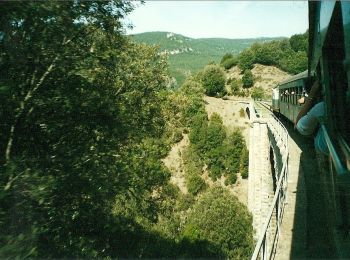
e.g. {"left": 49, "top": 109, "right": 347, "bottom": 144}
{"left": 130, "top": 32, "right": 285, "bottom": 86}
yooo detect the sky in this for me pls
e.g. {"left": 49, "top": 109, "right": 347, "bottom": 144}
{"left": 125, "top": 1, "right": 308, "bottom": 39}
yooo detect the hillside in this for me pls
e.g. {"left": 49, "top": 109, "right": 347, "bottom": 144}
{"left": 227, "top": 64, "right": 291, "bottom": 98}
{"left": 130, "top": 32, "right": 285, "bottom": 86}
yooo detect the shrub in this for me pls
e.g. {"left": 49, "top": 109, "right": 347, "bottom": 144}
{"left": 180, "top": 79, "right": 204, "bottom": 96}
{"left": 242, "top": 69, "right": 254, "bottom": 88}
{"left": 187, "top": 174, "right": 207, "bottom": 195}
{"left": 239, "top": 108, "right": 245, "bottom": 117}
{"left": 240, "top": 147, "right": 249, "bottom": 179}
{"left": 207, "top": 114, "right": 225, "bottom": 143}
{"left": 221, "top": 57, "right": 238, "bottom": 70}
{"left": 223, "top": 129, "right": 245, "bottom": 176}
{"left": 220, "top": 53, "right": 233, "bottom": 64}
{"left": 209, "top": 168, "right": 221, "bottom": 182}
{"left": 225, "top": 172, "right": 238, "bottom": 185}
{"left": 172, "top": 129, "right": 183, "bottom": 143}
{"left": 238, "top": 48, "right": 254, "bottom": 71}
{"left": 181, "top": 187, "right": 254, "bottom": 259}
{"left": 201, "top": 65, "right": 226, "bottom": 97}
{"left": 251, "top": 86, "right": 265, "bottom": 100}
{"left": 230, "top": 78, "right": 240, "bottom": 96}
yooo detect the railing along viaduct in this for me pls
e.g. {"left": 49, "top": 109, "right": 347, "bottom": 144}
{"left": 248, "top": 101, "right": 306, "bottom": 260}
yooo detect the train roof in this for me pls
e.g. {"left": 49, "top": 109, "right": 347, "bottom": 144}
{"left": 278, "top": 70, "right": 308, "bottom": 86}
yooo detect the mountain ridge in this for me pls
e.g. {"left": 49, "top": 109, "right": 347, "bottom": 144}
{"left": 130, "top": 31, "right": 285, "bottom": 86}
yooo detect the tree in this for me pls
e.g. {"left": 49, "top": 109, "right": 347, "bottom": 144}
{"left": 242, "top": 69, "right": 254, "bottom": 88}
{"left": 238, "top": 48, "right": 255, "bottom": 71}
{"left": 289, "top": 31, "right": 308, "bottom": 52}
{"left": 0, "top": 1, "right": 173, "bottom": 258}
{"left": 220, "top": 53, "right": 233, "bottom": 64}
{"left": 201, "top": 65, "right": 226, "bottom": 97}
{"left": 279, "top": 51, "right": 308, "bottom": 74}
{"left": 181, "top": 187, "right": 254, "bottom": 259}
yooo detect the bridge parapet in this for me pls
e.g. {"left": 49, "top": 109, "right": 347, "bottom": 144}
{"left": 249, "top": 102, "right": 290, "bottom": 260}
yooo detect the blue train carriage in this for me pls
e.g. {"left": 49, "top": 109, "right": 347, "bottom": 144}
{"left": 275, "top": 70, "right": 308, "bottom": 123}
{"left": 309, "top": 0, "right": 350, "bottom": 245}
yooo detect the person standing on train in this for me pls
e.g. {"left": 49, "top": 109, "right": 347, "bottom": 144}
{"left": 294, "top": 79, "right": 329, "bottom": 155}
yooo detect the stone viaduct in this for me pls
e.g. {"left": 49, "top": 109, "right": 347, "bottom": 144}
{"left": 248, "top": 102, "right": 306, "bottom": 259}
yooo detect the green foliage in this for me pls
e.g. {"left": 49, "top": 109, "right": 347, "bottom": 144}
{"left": 182, "top": 147, "right": 207, "bottom": 195}
{"left": 188, "top": 112, "right": 247, "bottom": 185}
{"left": 251, "top": 86, "right": 265, "bottom": 100}
{"left": 240, "top": 147, "right": 249, "bottom": 179}
{"left": 234, "top": 32, "right": 308, "bottom": 75}
{"left": 220, "top": 53, "right": 233, "bottom": 64}
{"left": 221, "top": 57, "right": 238, "bottom": 70}
{"left": 187, "top": 174, "right": 206, "bottom": 195}
{"left": 0, "top": 1, "right": 190, "bottom": 258}
{"left": 238, "top": 48, "right": 255, "bottom": 71}
{"left": 205, "top": 114, "right": 226, "bottom": 153}
{"left": 242, "top": 69, "right": 254, "bottom": 88}
{"left": 289, "top": 31, "right": 308, "bottom": 52}
{"left": 230, "top": 78, "right": 240, "bottom": 96}
{"left": 250, "top": 41, "right": 282, "bottom": 66}
{"left": 222, "top": 129, "right": 246, "bottom": 185}
{"left": 201, "top": 65, "right": 226, "bottom": 97}
{"left": 0, "top": 1, "right": 256, "bottom": 259}
{"left": 172, "top": 129, "right": 184, "bottom": 143}
{"left": 180, "top": 79, "right": 204, "bottom": 96}
{"left": 225, "top": 173, "right": 238, "bottom": 185}
{"left": 181, "top": 187, "right": 254, "bottom": 258}
{"left": 279, "top": 51, "right": 308, "bottom": 75}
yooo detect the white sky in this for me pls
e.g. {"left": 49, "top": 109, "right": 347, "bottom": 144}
{"left": 125, "top": 1, "right": 308, "bottom": 39}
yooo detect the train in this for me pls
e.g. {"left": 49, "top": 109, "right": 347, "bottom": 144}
{"left": 272, "top": 1, "right": 350, "bottom": 255}
{"left": 271, "top": 70, "right": 309, "bottom": 123}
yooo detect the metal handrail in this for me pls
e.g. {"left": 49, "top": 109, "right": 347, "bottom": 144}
{"left": 251, "top": 106, "right": 290, "bottom": 260}
{"left": 320, "top": 124, "right": 349, "bottom": 176}
{"left": 251, "top": 156, "right": 288, "bottom": 260}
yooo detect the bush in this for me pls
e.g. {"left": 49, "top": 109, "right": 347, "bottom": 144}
{"left": 225, "top": 172, "right": 238, "bottom": 185}
{"left": 251, "top": 86, "right": 265, "bottom": 100}
{"left": 172, "top": 129, "right": 183, "bottom": 143}
{"left": 208, "top": 165, "right": 222, "bottom": 181}
{"left": 181, "top": 187, "right": 254, "bottom": 259}
{"left": 242, "top": 69, "right": 254, "bottom": 88}
{"left": 238, "top": 48, "right": 254, "bottom": 71}
{"left": 187, "top": 174, "right": 207, "bottom": 195}
{"left": 240, "top": 147, "right": 249, "bottom": 179}
{"left": 201, "top": 65, "right": 226, "bottom": 97}
{"left": 230, "top": 78, "right": 240, "bottom": 96}
{"left": 180, "top": 79, "right": 204, "bottom": 96}
{"left": 223, "top": 129, "right": 246, "bottom": 176}
{"left": 221, "top": 57, "right": 238, "bottom": 70}
{"left": 182, "top": 147, "right": 206, "bottom": 195}
{"left": 220, "top": 53, "right": 233, "bottom": 64}
{"left": 239, "top": 108, "right": 245, "bottom": 117}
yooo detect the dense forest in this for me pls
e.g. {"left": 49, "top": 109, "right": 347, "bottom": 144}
{"left": 0, "top": 1, "right": 253, "bottom": 258}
